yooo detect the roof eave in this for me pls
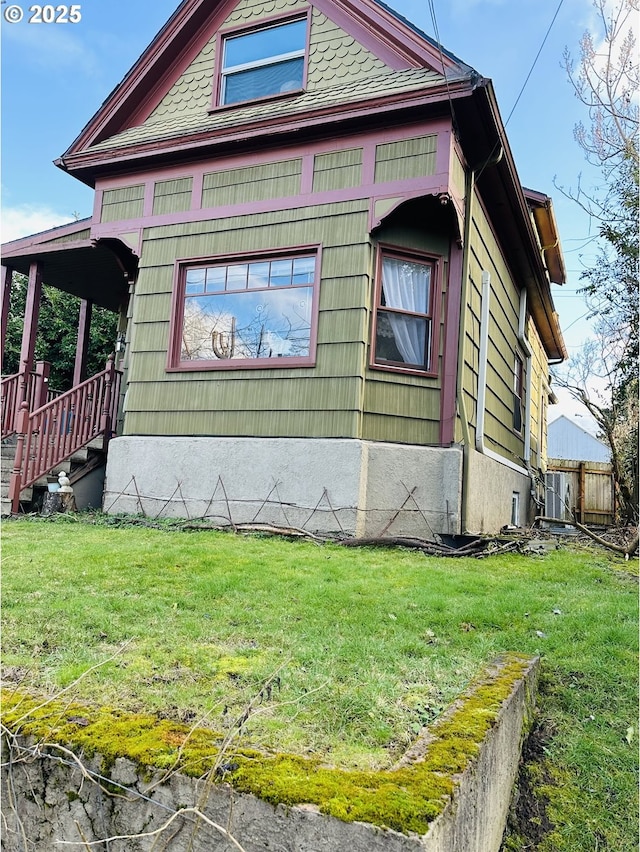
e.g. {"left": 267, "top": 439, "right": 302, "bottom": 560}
{"left": 523, "top": 188, "right": 567, "bottom": 286}
{"left": 56, "top": 77, "right": 475, "bottom": 185}
{"left": 455, "top": 81, "right": 567, "bottom": 362}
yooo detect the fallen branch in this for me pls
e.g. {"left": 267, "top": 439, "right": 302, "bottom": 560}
{"left": 535, "top": 517, "right": 639, "bottom": 557}
{"left": 181, "top": 522, "right": 325, "bottom": 542}
{"left": 338, "top": 535, "right": 497, "bottom": 557}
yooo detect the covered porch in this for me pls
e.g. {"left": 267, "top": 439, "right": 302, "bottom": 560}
{"left": 1, "top": 220, "right": 138, "bottom": 513}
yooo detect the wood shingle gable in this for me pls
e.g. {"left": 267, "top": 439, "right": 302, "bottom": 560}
{"left": 56, "top": 0, "right": 470, "bottom": 180}
{"left": 84, "top": 68, "right": 454, "bottom": 155}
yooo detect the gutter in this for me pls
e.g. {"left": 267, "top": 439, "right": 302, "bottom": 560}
{"left": 523, "top": 188, "right": 567, "bottom": 286}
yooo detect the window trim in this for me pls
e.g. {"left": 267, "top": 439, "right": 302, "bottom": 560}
{"left": 513, "top": 350, "right": 525, "bottom": 435}
{"left": 167, "top": 245, "right": 321, "bottom": 372}
{"left": 511, "top": 491, "right": 520, "bottom": 526}
{"left": 211, "top": 11, "right": 310, "bottom": 111}
{"left": 370, "top": 244, "right": 441, "bottom": 377}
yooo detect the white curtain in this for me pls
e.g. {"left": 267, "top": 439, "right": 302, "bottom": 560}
{"left": 381, "top": 257, "right": 430, "bottom": 366}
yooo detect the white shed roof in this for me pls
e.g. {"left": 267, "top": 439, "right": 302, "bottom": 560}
{"left": 548, "top": 416, "right": 611, "bottom": 463}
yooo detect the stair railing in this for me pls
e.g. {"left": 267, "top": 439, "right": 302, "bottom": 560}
{"left": 8, "top": 355, "right": 122, "bottom": 513}
{"left": 1, "top": 361, "right": 54, "bottom": 439}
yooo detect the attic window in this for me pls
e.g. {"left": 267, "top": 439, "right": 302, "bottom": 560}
{"left": 220, "top": 18, "right": 306, "bottom": 106}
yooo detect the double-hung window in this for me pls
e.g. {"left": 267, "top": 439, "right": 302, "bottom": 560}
{"left": 372, "top": 248, "right": 436, "bottom": 373}
{"left": 171, "top": 250, "right": 318, "bottom": 370}
{"left": 513, "top": 352, "right": 525, "bottom": 433}
{"left": 220, "top": 17, "right": 307, "bottom": 106}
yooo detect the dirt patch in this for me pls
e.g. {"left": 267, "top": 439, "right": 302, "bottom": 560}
{"left": 500, "top": 720, "right": 556, "bottom": 850}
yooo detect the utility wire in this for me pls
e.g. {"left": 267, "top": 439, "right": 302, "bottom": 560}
{"left": 475, "top": 0, "right": 566, "bottom": 181}
{"left": 427, "top": 0, "right": 459, "bottom": 135}
{"left": 504, "top": 0, "right": 566, "bottom": 129}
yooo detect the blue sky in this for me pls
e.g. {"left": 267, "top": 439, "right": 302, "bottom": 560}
{"left": 0, "top": 0, "right": 609, "bottom": 424}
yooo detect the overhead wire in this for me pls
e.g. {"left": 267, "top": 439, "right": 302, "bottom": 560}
{"left": 473, "top": 0, "right": 567, "bottom": 181}
{"left": 426, "top": 0, "right": 459, "bottom": 136}
{"left": 503, "top": 0, "right": 566, "bottom": 129}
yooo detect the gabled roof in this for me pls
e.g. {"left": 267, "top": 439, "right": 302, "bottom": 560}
{"left": 548, "top": 416, "right": 611, "bottom": 463}
{"left": 58, "top": 0, "right": 471, "bottom": 170}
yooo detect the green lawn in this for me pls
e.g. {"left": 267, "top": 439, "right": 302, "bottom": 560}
{"left": 1, "top": 516, "right": 638, "bottom": 850}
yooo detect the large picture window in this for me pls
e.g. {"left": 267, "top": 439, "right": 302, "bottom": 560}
{"left": 219, "top": 18, "right": 306, "bottom": 106}
{"left": 372, "top": 249, "right": 436, "bottom": 373}
{"left": 171, "top": 250, "right": 318, "bottom": 370}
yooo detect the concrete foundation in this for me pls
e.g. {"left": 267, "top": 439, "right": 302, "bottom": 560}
{"left": 103, "top": 437, "right": 463, "bottom": 538}
{"left": 464, "top": 449, "right": 535, "bottom": 533}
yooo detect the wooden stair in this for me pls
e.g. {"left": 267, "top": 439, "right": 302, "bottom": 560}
{"left": 1, "top": 436, "right": 107, "bottom": 516}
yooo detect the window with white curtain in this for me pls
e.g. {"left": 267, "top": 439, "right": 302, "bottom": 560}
{"left": 373, "top": 249, "right": 435, "bottom": 372}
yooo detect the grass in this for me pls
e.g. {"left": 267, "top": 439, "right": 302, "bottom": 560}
{"left": 1, "top": 515, "right": 638, "bottom": 850}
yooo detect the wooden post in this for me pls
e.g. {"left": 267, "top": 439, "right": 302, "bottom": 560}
{"left": 73, "top": 299, "right": 93, "bottom": 386}
{"left": 9, "top": 402, "right": 29, "bottom": 514}
{"left": 17, "top": 262, "right": 43, "bottom": 404}
{"left": 578, "top": 462, "right": 585, "bottom": 525}
{"left": 1, "top": 266, "right": 12, "bottom": 371}
{"left": 33, "top": 361, "right": 51, "bottom": 408}
{"left": 100, "top": 353, "right": 116, "bottom": 451}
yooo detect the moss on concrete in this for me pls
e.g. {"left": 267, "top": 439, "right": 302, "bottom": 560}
{"left": 1, "top": 653, "right": 535, "bottom": 836}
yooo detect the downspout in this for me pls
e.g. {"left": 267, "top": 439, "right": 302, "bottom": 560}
{"left": 518, "top": 288, "right": 533, "bottom": 467}
{"left": 518, "top": 288, "right": 546, "bottom": 511}
{"left": 474, "top": 271, "right": 491, "bottom": 453}
{"left": 456, "top": 168, "right": 475, "bottom": 533}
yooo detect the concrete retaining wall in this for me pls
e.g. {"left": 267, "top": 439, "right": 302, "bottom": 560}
{"left": 1, "top": 656, "right": 538, "bottom": 852}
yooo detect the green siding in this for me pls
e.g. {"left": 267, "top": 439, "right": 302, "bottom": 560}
{"left": 124, "top": 409, "right": 359, "bottom": 438}
{"left": 374, "top": 136, "right": 437, "bottom": 183}
{"left": 201, "top": 160, "right": 302, "bottom": 208}
{"left": 47, "top": 229, "right": 91, "bottom": 245}
{"left": 126, "top": 201, "right": 371, "bottom": 439}
{"left": 451, "top": 151, "right": 466, "bottom": 197}
{"left": 152, "top": 178, "right": 193, "bottom": 216}
{"left": 461, "top": 191, "right": 525, "bottom": 462}
{"left": 318, "top": 275, "right": 370, "bottom": 311}
{"left": 130, "top": 342, "right": 365, "bottom": 382}
{"left": 313, "top": 149, "right": 362, "bottom": 192}
{"left": 364, "top": 380, "right": 440, "bottom": 419}
{"left": 317, "top": 308, "right": 368, "bottom": 344}
{"left": 120, "top": 152, "right": 463, "bottom": 448}
{"left": 101, "top": 185, "right": 144, "bottom": 222}
{"left": 361, "top": 413, "right": 440, "bottom": 445}
{"left": 129, "top": 376, "right": 359, "bottom": 413}
{"left": 307, "top": 8, "right": 390, "bottom": 90}
{"left": 132, "top": 292, "right": 173, "bottom": 323}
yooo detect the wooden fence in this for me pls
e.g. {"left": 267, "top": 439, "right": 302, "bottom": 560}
{"left": 545, "top": 459, "right": 615, "bottom": 526}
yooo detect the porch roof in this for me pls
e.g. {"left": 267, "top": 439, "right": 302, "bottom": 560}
{"left": 1, "top": 219, "right": 137, "bottom": 312}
